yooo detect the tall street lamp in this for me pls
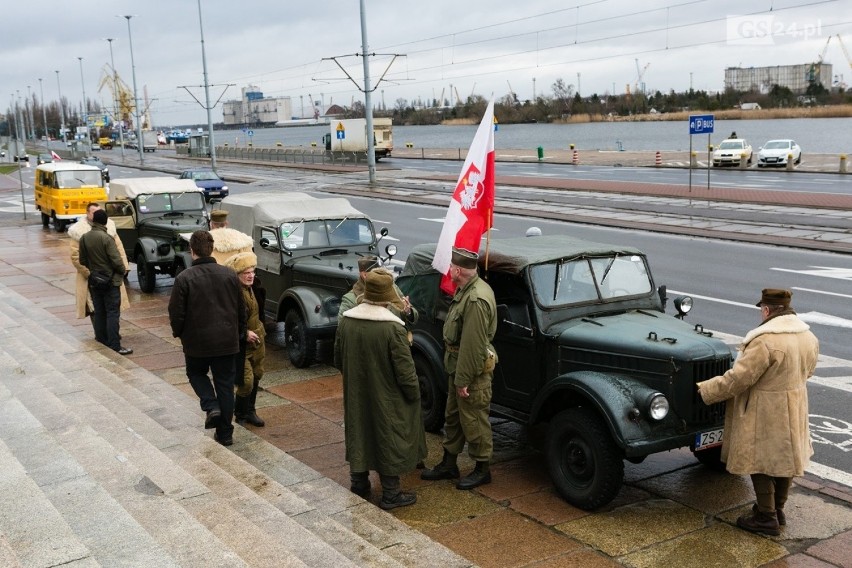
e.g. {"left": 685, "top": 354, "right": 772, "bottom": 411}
{"left": 196, "top": 0, "right": 217, "bottom": 171}
{"left": 105, "top": 38, "right": 125, "bottom": 158}
{"left": 38, "top": 78, "right": 48, "bottom": 144}
{"left": 55, "top": 70, "right": 66, "bottom": 144}
{"left": 121, "top": 14, "right": 145, "bottom": 164}
{"left": 78, "top": 57, "right": 90, "bottom": 145}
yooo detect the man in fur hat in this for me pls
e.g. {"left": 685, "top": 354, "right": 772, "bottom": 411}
{"left": 698, "top": 288, "right": 819, "bottom": 536}
{"left": 223, "top": 251, "right": 266, "bottom": 427}
{"left": 68, "top": 202, "right": 130, "bottom": 339}
{"left": 338, "top": 256, "right": 418, "bottom": 327}
{"left": 334, "top": 270, "right": 427, "bottom": 510}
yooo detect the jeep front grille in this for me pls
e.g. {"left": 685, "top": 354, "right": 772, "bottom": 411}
{"left": 688, "top": 355, "right": 732, "bottom": 424}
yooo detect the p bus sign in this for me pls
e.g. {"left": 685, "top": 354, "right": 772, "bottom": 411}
{"left": 688, "top": 114, "right": 714, "bottom": 192}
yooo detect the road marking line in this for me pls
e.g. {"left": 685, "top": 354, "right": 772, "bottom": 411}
{"left": 807, "top": 462, "right": 852, "bottom": 488}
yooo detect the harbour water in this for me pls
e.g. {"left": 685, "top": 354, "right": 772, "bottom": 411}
{"left": 216, "top": 116, "right": 852, "bottom": 154}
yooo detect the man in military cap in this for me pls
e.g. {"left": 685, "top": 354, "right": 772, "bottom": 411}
{"left": 421, "top": 246, "right": 497, "bottom": 489}
{"left": 698, "top": 288, "right": 819, "bottom": 536}
{"left": 338, "top": 256, "right": 418, "bottom": 328}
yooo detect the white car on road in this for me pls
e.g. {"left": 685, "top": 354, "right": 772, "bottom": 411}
{"left": 712, "top": 138, "right": 753, "bottom": 167}
{"left": 756, "top": 139, "right": 802, "bottom": 168}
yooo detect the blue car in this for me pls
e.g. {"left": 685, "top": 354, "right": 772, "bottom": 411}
{"left": 179, "top": 168, "right": 229, "bottom": 201}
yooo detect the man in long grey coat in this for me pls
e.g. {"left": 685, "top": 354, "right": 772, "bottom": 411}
{"left": 334, "top": 269, "right": 427, "bottom": 510}
{"left": 698, "top": 288, "right": 818, "bottom": 536}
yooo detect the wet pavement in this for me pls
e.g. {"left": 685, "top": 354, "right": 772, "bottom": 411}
{"left": 1, "top": 216, "right": 851, "bottom": 567}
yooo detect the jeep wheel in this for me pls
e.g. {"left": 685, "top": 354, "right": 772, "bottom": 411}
{"left": 692, "top": 446, "right": 726, "bottom": 472}
{"left": 285, "top": 309, "right": 315, "bottom": 368}
{"left": 547, "top": 407, "right": 623, "bottom": 510}
{"left": 414, "top": 353, "right": 446, "bottom": 433}
{"left": 136, "top": 253, "right": 156, "bottom": 293}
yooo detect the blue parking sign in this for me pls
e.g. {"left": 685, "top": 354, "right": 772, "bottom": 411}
{"left": 689, "top": 115, "right": 714, "bottom": 135}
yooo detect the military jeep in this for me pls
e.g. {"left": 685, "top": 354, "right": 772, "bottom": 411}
{"left": 396, "top": 235, "right": 733, "bottom": 510}
{"left": 105, "top": 178, "right": 209, "bottom": 293}
{"left": 221, "top": 191, "right": 394, "bottom": 368}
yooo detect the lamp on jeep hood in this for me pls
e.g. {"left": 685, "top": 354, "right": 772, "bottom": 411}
{"left": 673, "top": 295, "right": 693, "bottom": 317}
{"left": 647, "top": 393, "right": 669, "bottom": 421}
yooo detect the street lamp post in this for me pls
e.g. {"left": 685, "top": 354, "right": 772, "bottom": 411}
{"left": 55, "top": 70, "right": 66, "bottom": 144}
{"left": 359, "top": 0, "right": 376, "bottom": 184}
{"left": 106, "top": 38, "right": 125, "bottom": 158}
{"left": 196, "top": 0, "right": 217, "bottom": 171}
{"left": 78, "top": 57, "right": 90, "bottom": 146}
{"left": 122, "top": 15, "right": 145, "bottom": 164}
{"left": 38, "top": 78, "right": 48, "bottom": 145}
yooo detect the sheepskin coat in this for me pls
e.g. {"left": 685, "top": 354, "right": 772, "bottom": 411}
{"left": 210, "top": 227, "right": 253, "bottom": 265}
{"left": 697, "top": 313, "right": 819, "bottom": 477}
{"left": 334, "top": 303, "right": 427, "bottom": 475}
{"left": 68, "top": 218, "right": 130, "bottom": 318}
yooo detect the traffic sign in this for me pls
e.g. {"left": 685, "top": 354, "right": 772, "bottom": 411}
{"left": 247, "top": 130, "right": 254, "bottom": 137}
{"left": 689, "top": 114, "right": 714, "bottom": 135}
{"left": 336, "top": 122, "right": 345, "bottom": 140}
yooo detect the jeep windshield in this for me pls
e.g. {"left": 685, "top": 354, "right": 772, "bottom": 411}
{"left": 136, "top": 191, "right": 205, "bottom": 215}
{"left": 278, "top": 217, "right": 374, "bottom": 250}
{"left": 530, "top": 254, "right": 652, "bottom": 307}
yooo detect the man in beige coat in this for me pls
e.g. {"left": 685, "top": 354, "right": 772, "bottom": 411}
{"left": 698, "top": 288, "right": 819, "bottom": 536}
{"left": 68, "top": 203, "right": 130, "bottom": 335}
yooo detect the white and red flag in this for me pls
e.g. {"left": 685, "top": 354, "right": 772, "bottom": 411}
{"left": 432, "top": 99, "right": 496, "bottom": 294}
{"left": 50, "top": 150, "right": 61, "bottom": 161}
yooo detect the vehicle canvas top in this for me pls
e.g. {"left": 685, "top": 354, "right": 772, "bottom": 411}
{"left": 109, "top": 178, "right": 202, "bottom": 199}
{"left": 401, "top": 235, "right": 644, "bottom": 277}
{"left": 222, "top": 191, "right": 369, "bottom": 233}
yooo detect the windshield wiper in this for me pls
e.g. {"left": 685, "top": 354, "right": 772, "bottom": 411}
{"left": 330, "top": 217, "right": 349, "bottom": 234}
{"left": 552, "top": 259, "right": 564, "bottom": 301}
{"left": 600, "top": 254, "right": 619, "bottom": 284}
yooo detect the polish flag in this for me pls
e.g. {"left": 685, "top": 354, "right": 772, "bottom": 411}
{"left": 50, "top": 150, "right": 62, "bottom": 161}
{"left": 432, "top": 99, "right": 495, "bottom": 294}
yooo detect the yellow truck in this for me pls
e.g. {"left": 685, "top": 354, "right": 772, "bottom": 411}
{"left": 34, "top": 162, "right": 108, "bottom": 232}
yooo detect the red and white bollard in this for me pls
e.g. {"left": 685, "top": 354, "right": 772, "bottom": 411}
{"left": 655, "top": 151, "right": 662, "bottom": 166}
{"left": 572, "top": 149, "right": 579, "bottom": 165}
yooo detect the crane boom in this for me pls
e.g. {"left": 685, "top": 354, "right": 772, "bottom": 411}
{"left": 837, "top": 34, "right": 852, "bottom": 71}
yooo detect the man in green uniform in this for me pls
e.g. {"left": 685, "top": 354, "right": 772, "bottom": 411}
{"left": 421, "top": 247, "right": 497, "bottom": 489}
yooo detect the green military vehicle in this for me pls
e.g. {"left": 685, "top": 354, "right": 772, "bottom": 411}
{"left": 396, "top": 235, "right": 733, "bottom": 510}
{"left": 105, "top": 178, "right": 209, "bottom": 293}
{"left": 221, "top": 191, "right": 395, "bottom": 368}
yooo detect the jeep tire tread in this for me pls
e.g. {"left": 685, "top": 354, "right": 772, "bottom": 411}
{"left": 285, "top": 309, "right": 315, "bottom": 368}
{"left": 414, "top": 352, "right": 446, "bottom": 433}
{"left": 136, "top": 252, "right": 156, "bottom": 293}
{"left": 547, "top": 406, "right": 623, "bottom": 510}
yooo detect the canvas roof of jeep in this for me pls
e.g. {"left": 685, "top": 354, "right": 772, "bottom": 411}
{"left": 221, "top": 191, "right": 368, "bottom": 233}
{"left": 402, "top": 236, "right": 644, "bottom": 276}
{"left": 109, "top": 177, "right": 202, "bottom": 199}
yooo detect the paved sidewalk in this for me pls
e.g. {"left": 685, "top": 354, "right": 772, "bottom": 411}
{"left": 1, "top": 220, "right": 851, "bottom": 567}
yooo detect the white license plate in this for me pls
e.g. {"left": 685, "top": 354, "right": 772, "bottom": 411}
{"left": 208, "top": 191, "right": 220, "bottom": 196}
{"left": 694, "top": 428, "right": 724, "bottom": 451}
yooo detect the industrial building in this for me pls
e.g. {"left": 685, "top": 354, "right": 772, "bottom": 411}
{"left": 724, "top": 63, "right": 832, "bottom": 94}
{"left": 222, "top": 86, "right": 292, "bottom": 127}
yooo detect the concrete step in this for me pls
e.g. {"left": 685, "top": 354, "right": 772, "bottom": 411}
{"left": 0, "top": 283, "right": 470, "bottom": 567}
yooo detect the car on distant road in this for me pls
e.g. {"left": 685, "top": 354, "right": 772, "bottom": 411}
{"left": 179, "top": 167, "right": 229, "bottom": 201}
{"left": 712, "top": 138, "right": 752, "bottom": 167}
{"left": 37, "top": 153, "right": 53, "bottom": 165}
{"left": 756, "top": 139, "right": 802, "bottom": 167}
{"left": 80, "top": 156, "right": 110, "bottom": 183}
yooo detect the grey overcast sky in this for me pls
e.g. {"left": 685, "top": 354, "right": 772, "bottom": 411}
{"left": 3, "top": 0, "right": 850, "bottom": 126}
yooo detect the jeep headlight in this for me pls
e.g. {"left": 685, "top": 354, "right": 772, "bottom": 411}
{"left": 647, "top": 394, "right": 669, "bottom": 421}
{"left": 157, "top": 243, "right": 171, "bottom": 256}
{"left": 673, "top": 295, "right": 693, "bottom": 316}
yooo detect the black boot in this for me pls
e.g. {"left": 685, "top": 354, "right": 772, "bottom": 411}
{"left": 421, "top": 450, "right": 460, "bottom": 480}
{"left": 457, "top": 460, "right": 491, "bottom": 490}
{"left": 242, "top": 380, "right": 265, "bottom": 427}
{"left": 234, "top": 395, "right": 250, "bottom": 425}
{"left": 350, "top": 471, "right": 371, "bottom": 498}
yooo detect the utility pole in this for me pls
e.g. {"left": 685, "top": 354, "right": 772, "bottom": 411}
{"left": 196, "top": 0, "right": 217, "bottom": 172}
{"left": 38, "top": 78, "right": 48, "bottom": 144}
{"left": 360, "top": 0, "right": 376, "bottom": 184}
{"left": 77, "top": 58, "right": 90, "bottom": 144}
{"left": 122, "top": 15, "right": 145, "bottom": 164}
{"left": 26, "top": 86, "right": 34, "bottom": 140}
{"left": 106, "top": 38, "right": 125, "bottom": 158}
{"left": 55, "top": 70, "right": 66, "bottom": 144}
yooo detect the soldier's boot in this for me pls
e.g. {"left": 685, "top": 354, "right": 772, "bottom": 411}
{"left": 241, "top": 381, "right": 265, "bottom": 427}
{"left": 379, "top": 474, "right": 416, "bottom": 510}
{"left": 420, "top": 450, "right": 460, "bottom": 480}
{"left": 350, "top": 471, "right": 371, "bottom": 499}
{"left": 737, "top": 510, "right": 780, "bottom": 536}
{"left": 457, "top": 460, "right": 491, "bottom": 490}
{"left": 234, "top": 395, "right": 250, "bottom": 425}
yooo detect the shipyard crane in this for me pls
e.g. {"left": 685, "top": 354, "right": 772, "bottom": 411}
{"left": 807, "top": 35, "right": 833, "bottom": 86}
{"left": 837, "top": 34, "right": 852, "bottom": 71}
{"left": 506, "top": 80, "right": 519, "bottom": 104}
{"left": 97, "top": 65, "right": 136, "bottom": 130}
{"left": 634, "top": 59, "right": 650, "bottom": 95}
